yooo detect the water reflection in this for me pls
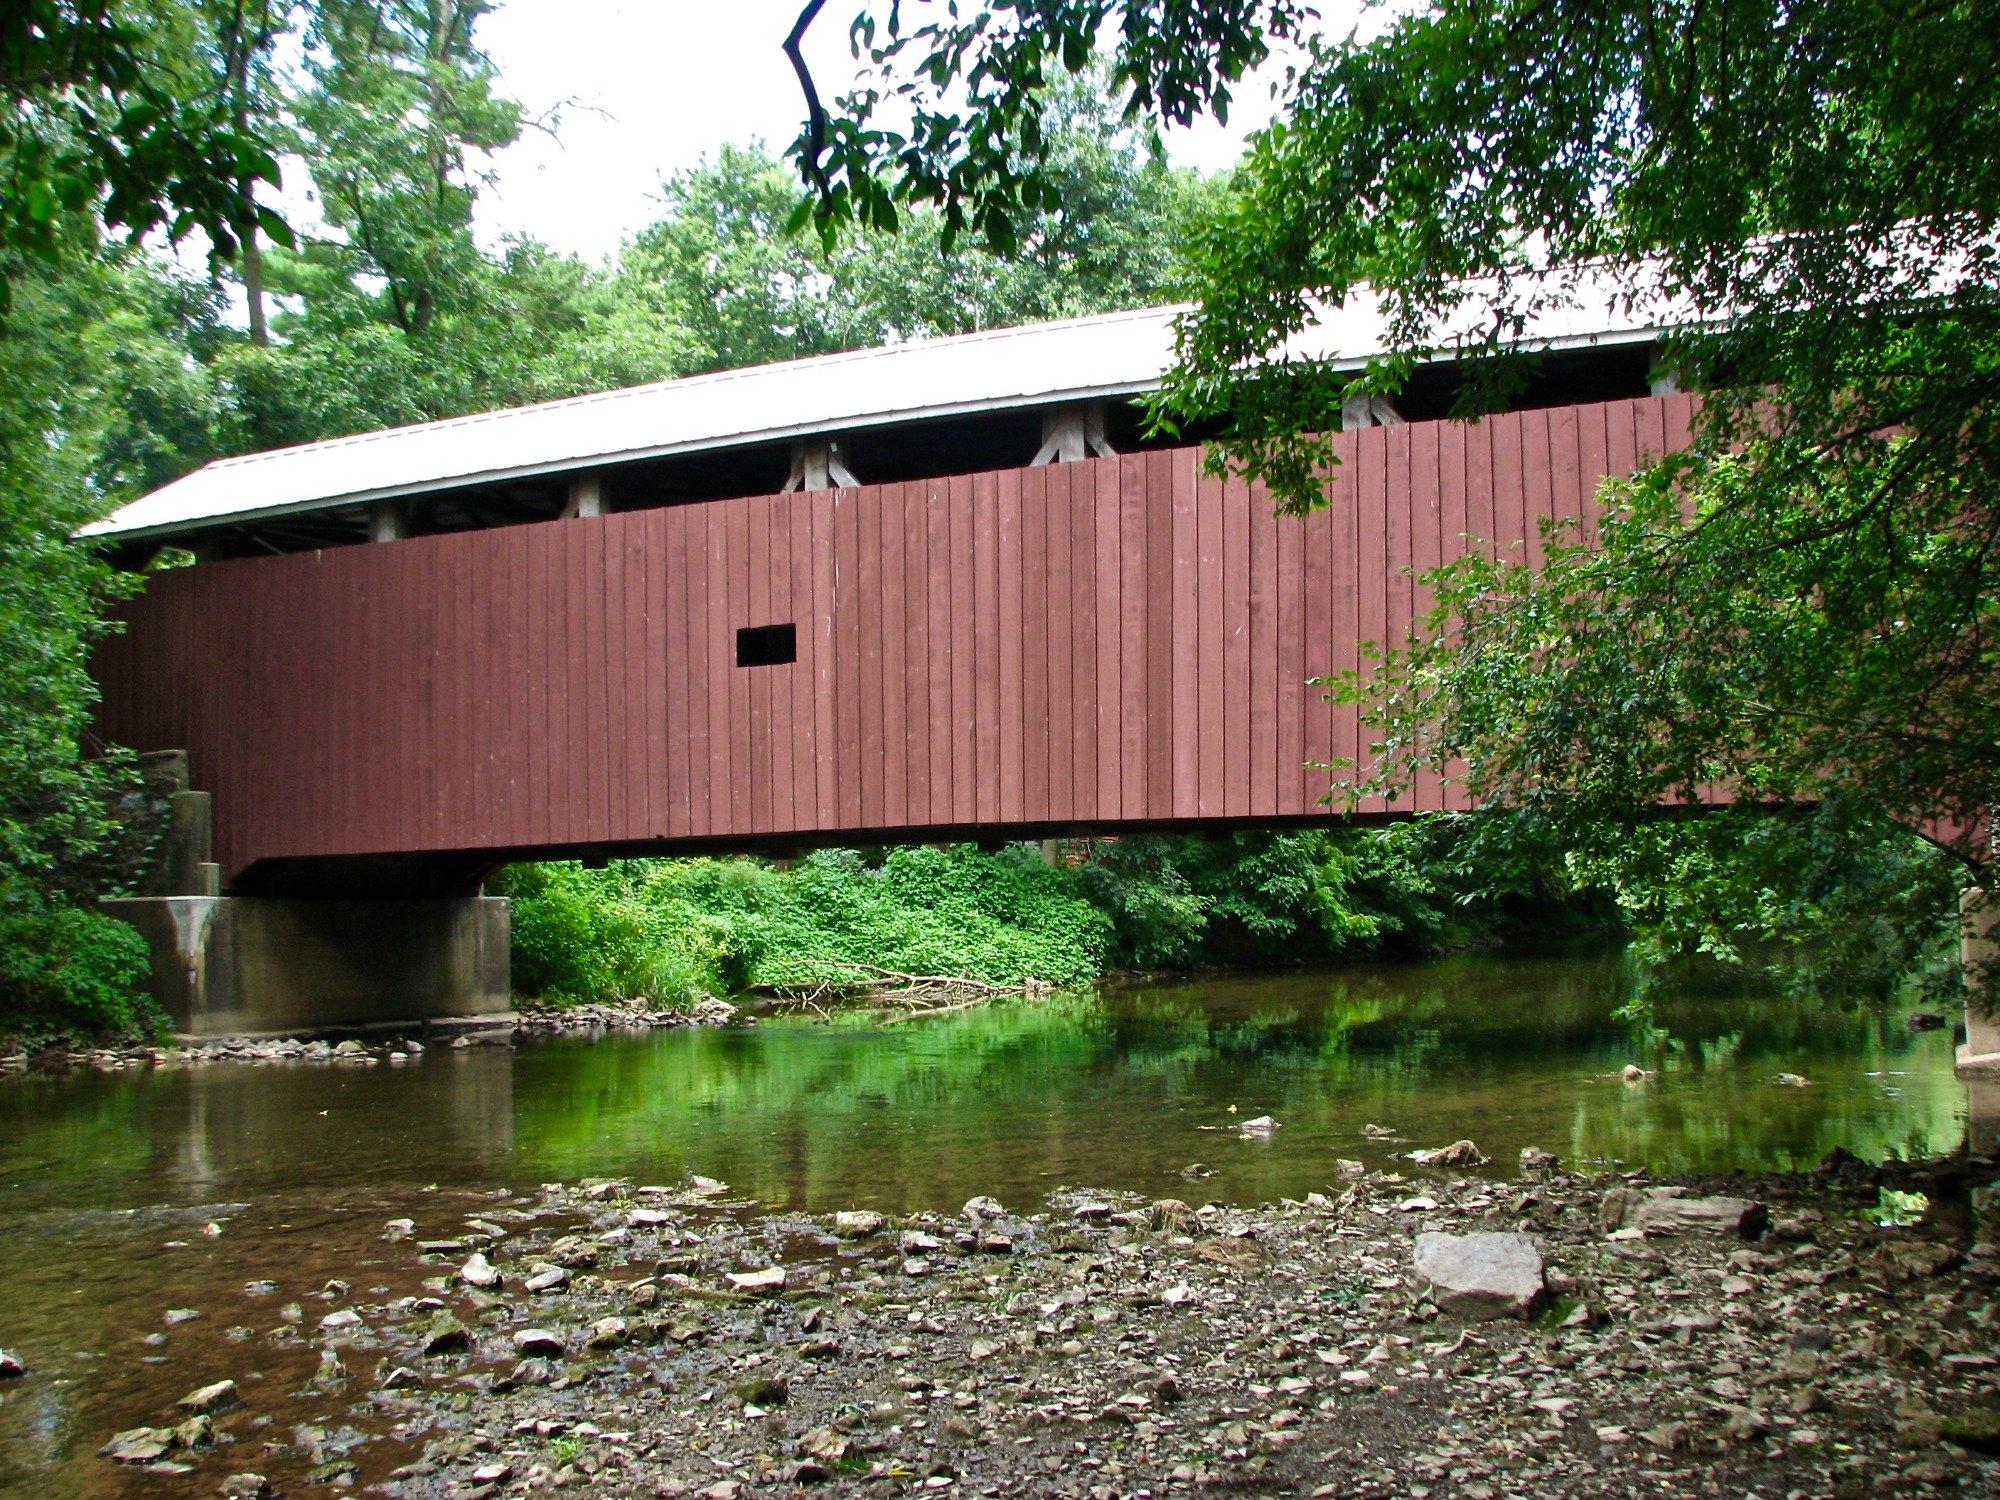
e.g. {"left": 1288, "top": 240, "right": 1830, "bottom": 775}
{"left": 0, "top": 944, "right": 1973, "bottom": 1494}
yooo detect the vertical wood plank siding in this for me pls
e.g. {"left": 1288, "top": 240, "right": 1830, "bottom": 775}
{"left": 94, "top": 396, "right": 1695, "bottom": 881}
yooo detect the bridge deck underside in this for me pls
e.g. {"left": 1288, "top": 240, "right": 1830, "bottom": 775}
{"left": 93, "top": 395, "right": 1696, "bottom": 887}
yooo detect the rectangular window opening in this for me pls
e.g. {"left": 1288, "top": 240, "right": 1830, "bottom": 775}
{"left": 736, "top": 622, "right": 797, "bottom": 668}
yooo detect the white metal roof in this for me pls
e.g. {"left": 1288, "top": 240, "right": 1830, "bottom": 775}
{"left": 85, "top": 280, "right": 1678, "bottom": 542}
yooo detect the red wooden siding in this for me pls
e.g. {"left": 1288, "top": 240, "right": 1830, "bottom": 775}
{"left": 93, "top": 396, "right": 1696, "bottom": 883}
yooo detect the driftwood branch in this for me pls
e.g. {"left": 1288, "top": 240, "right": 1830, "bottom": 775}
{"left": 765, "top": 959, "right": 1054, "bottom": 1018}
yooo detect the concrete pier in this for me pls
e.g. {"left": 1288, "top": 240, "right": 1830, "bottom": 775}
{"left": 101, "top": 895, "right": 511, "bottom": 1040}
{"left": 101, "top": 894, "right": 511, "bottom": 1040}
{"left": 100, "top": 752, "right": 511, "bottom": 1040}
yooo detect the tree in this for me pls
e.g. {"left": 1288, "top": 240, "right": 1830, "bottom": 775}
{"left": 792, "top": 0, "right": 1999, "bottom": 989}
{"left": 0, "top": 0, "right": 285, "bottom": 309}
{"left": 626, "top": 72, "right": 1220, "bottom": 375}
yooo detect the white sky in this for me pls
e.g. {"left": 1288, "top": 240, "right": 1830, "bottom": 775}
{"left": 469, "top": 0, "right": 1316, "bottom": 264}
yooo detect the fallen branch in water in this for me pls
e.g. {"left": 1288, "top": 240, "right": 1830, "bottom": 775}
{"left": 765, "top": 961, "right": 1054, "bottom": 1017}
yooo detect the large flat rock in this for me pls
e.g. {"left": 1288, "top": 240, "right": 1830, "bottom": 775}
{"left": 1600, "top": 1186, "right": 1769, "bottom": 1239}
{"left": 1412, "top": 1231, "right": 1546, "bottom": 1320}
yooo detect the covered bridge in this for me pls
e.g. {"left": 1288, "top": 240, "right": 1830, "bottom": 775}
{"left": 87, "top": 286, "right": 1693, "bottom": 1036}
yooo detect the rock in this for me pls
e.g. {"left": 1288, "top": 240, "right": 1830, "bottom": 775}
{"left": 220, "top": 1475, "right": 272, "bottom": 1499}
{"left": 420, "top": 1311, "right": 472, "bottom": 1356}
{"left": 1237, "top": 1115, "right": 1279, "bottom": 1136}
{"left": 546, "top": 1235, "right": 599, "bottom": 1268}
{"left": 1723, "top": 1408, "right": 1772, "bottom": 1444}
{"left": 459, "top": 1251, "right": 501, "bottom": 1289}
{"left": 164, "top": 1307, "right": 203, "bottom": 1325}
{"left": 0, "top": 1349, "right": 23, "bottom": 1380}
{"left": 1070, "top": 1201, "right": 1113, "bottom": 1223}
{"left": 512, "top": 1328, "right": 566, "bottom": 1358}
{"left": 734, "top": 1374, "right": 788, "bottom": 1406}
{"left": 378, "top": 1366, "right": 423, "bottom": 1391}
{"left": 1621, "top": 1064, "right": 1647, "bottom": 1082}
{"left": 833, "top": 1210, "right": 887, "bottom": 1238}
{"left": 1875, "top": 1240, "right": 1964, "bottom": 1280}
{"left": 101, "top": 1426, "right": 176, "bottom": 1464}
{"left": 727, "top": 1265, "right": 787, "bottom": 1294}
{"left": 242, "top": 1279, "right": 278, "bottom": 1297}
{"left": 1336, "top": 1158, "right": 1365, "bottom": 1176}
{"left": 522, "top": 1264, "right": 570, "bottom": 1293}
{"left": 584, "top": 1316, "right": 629, "bottom": 1349}
{"left": 962, "top": 1195, "right": 1005, "bottom": 1220}
{"left": 470, "top": 1461, "right": 513, "bottom": 1485}
{"left": 1412, "top": 1139, "right": 1485, "bottom": 1167}
{"left": 318, "top": 1309, "right": 361, "bottom": 1331}
{"left": 1411, "top": 1231, "right": 1546, "bottom": 1320}
{"left": 178, "top": 1379, "right": 239, "bottom": 1415}
{"left": 1519, "top": 1146, "right": 1559, "bottom": 1171}
{"left": 1361, "top": 1123, "right": 1397, "bottom": 1138}
{"left": 1940, "top": 1406, "right": 2000, "bottom": 1454}
{"left": 1775, "top": 1072, "right": 1810, "bottom": 1087}
{"left": 1600, "top": 1186, "right": 1769, "bottom": 1239}
{"left": 173, "top": 1414, "right": 214, "bottom": 1449}
{"left": 801, "top": 1427, "right": 851, "bottom": 1464}
{"left": 1641, "top": 1421, "right": 1689, "bottom": 1452}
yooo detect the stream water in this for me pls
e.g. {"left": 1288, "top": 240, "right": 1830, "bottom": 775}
{"left": 0, "top": 942, "right": 1975, "bottom": 1494}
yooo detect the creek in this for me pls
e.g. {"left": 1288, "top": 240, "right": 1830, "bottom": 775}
{"left": 0, "top": 942, "right": 1970, "bottom": 1494}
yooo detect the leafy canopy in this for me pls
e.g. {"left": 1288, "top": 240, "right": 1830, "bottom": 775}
{"left": 795, "top": 0, "right": 2000, "bottom": 887}
{"left": 0, "top": 0, "right": 286, "bottom": 303}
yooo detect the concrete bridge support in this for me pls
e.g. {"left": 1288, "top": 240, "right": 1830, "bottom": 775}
{"left": 101, "top": 755, "right": 511, "bottom": 1040}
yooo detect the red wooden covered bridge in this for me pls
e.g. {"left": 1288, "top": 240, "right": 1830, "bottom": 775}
{"left": 86, "top": 290, "right": 1692, "bottom": 1036}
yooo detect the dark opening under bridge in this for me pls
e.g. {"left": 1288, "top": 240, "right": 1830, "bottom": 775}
{"left": 85, "top": 300, "right": 1706, "bottom": 1036}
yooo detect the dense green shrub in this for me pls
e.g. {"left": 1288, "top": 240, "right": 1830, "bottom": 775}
{"left": 500, "top": 844, "right": 1116, "bottom": 1008}
{"left": 500, "top": 826, "right": 1603, "bottom": 1009}
{"left": 0, "top": 893, "right": 158, "bottom": 1041}
{"left": 1079, "top": 821, "right": 1599, "bottom": 970}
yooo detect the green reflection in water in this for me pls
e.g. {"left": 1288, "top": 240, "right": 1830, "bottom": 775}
{"left": 506, "top": 944, "right": 1967, "bottom": 1211}
{"left": 0, "top": 944, "right": 1968, "bottom": 1221}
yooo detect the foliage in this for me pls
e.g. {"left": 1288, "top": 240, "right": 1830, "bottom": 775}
{"left": 785, "top": 0, "right": 1305, "bottom": 254}
{"left": 632, "top": 77, "right": 1220, "bottom": 376}
{"left": 1082, "top": 820, "right": 1597, "bottom": 969}
{"left": 502, "top": 826, "right": 1607, "bottom": 1008}
{"left": 813, "top": 0, "right": 2000, "bottom": 997}
{"left": 0, "top": 895, "right": 157, "bottom": 1040}
{"left": 1565, "top": 801, "right": 1963, "bottom": 1007}
{"left": 498, "top": 844, "right": 1112, "bottom": 1007}
{"left": 0, "top": 250, "right": 167, "bottom": 1041}
{"left": 0, "top": 0, "right": 285, "bottom": 309}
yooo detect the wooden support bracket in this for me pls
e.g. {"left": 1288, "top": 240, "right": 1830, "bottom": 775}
{"left": 367, "top": 500, "right": 408, "bottom": 543}
{"left": 1340, "top": 393, "right": 1406, "bottom": 429}
{"left": 561, "top": 474, "right": 604, "bottom": 519}
{"left": 783, "top": 438, "right": 860, "bottom": 492}
{"left": 1031, "top": 402, "right": 1119, "bottom": 465}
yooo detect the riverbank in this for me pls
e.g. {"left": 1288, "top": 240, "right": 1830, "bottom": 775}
{"left": 74, "top": 1148, "right": 2000, "bottom": 1496}
{"left": 0, "top": 995, "right": 743, "bottom": 1074}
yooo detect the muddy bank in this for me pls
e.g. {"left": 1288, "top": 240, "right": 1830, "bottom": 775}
{"left": 67, "top": 1148, "right": 2000, "bottom": 1497}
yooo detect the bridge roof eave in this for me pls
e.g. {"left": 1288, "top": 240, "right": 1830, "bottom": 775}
{"left": 82, "top": 284, "right": 1687, "bottom": 545}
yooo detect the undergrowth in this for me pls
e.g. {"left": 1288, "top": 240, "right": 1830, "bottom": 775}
{"left": 499, "top": 822, "right": 1600, "bottom": 1010}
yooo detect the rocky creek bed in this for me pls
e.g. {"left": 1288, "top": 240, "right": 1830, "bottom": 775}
{"left": 0, "top": 997, "right": 739, "bottom": 1075}
{"left": 62, "top": 1145, "right": 2000, "bottom": 1498}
